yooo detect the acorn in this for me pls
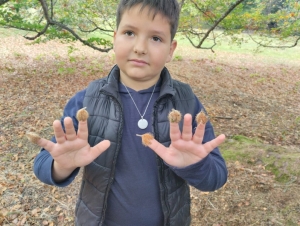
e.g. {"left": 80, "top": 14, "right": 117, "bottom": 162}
{"left": 168, "top": 109, "right": 182, "bottom": 123}
{"left": 76, "top": 107, "right": 89, "bottom": 121}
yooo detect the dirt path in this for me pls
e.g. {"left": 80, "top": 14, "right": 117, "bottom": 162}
{"left": 0, "top": 37, "right": 300, "bottom": 225}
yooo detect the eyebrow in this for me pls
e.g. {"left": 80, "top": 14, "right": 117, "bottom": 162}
{"left": 120, "top": 24, "right": 167, "bottom": 38}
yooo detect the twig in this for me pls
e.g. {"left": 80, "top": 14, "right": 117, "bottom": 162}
{"left": 248, "top": 34, "right": 300, "bottom": 48}
{"left": 212, "top": 116, "right": 233, "bottom": 120}
{"left": 207, "top": 198, "right": 217, "bottom": 210}
{"left": 187, "top": 0, "right": 246, "bottom": 51}
{"left": 38, "top": 0, "right": 112, "bottom": 52}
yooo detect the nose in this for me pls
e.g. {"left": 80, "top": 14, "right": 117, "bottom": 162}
{"left": 133, "top": 37, "right": 147, "bottom": 55}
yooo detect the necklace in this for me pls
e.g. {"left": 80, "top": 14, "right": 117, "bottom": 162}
{"left": 122, "top": 81, "right": 157, "bottom": 129}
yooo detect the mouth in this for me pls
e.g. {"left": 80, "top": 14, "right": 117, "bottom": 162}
{"left": 129, "top": 59, "right": 148, "bottom": 65}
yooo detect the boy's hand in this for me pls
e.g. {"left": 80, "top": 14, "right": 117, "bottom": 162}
{"left": 145, "top": 114, "right": 225, "bottom": 168}
{"left": 28, "top": 116, "right": 110, "bottom": 181}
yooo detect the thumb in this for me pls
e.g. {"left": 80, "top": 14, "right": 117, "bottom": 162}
{"left": 90, "top": 140, "right": 111, "bottom": 159}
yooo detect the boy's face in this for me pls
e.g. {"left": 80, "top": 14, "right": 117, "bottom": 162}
{"left": 114, "top": 4, "right": 177, "bottom": 90}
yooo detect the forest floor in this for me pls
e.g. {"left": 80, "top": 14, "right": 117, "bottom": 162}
{"left": 0, "top": 35, "right": 300, "bottom": 225}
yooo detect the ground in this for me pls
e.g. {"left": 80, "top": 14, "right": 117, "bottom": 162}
{"left": 0, "top": 36, "right": 300, "bottom": 225}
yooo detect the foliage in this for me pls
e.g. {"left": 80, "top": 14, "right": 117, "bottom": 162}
{"left": 0, "top": 0, "right": 299, "bottom": 51}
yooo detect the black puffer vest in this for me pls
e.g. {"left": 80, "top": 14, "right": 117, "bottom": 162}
{"left": 75, "top": 66, "right": 196, "bottom": 226}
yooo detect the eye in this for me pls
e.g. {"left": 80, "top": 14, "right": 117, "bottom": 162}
{"left": 152, "top": 36, "right": 162, "bottom": 42}
{"left": 125, "top": 31, "right": 134, "bottom": 36}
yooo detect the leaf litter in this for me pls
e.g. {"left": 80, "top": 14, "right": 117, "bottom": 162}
{"left": 0, "top": 36, "right": 300, "bottom": 225}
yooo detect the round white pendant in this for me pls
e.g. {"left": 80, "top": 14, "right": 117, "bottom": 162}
{"left": 138, "top": 118, "right": 148, "bottom": 129}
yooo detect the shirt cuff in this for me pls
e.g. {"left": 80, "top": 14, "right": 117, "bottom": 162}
{"left": 49, "top": 160, "right": 80, "bottom": 187}
{"left": 164, "top": 155, "right": 211, "bottom": 176}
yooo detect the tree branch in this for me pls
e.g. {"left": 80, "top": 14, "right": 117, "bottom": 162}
{"left": 38, "top": 0, "right": 112, "bottom": 52}
{"left": 78, "top": 14, "right": 114, "bottom": 34}
{"left": 248, "top": 34, "right": 300, "bottom": 48}
{"left": 24, "top": 23, "right": 50, "bottom": 40}
{"left": 0, "top": 0, "right": 10, "bottom": 6}
{"left": 188, "top": 0, "right": 246, "bottom": 51}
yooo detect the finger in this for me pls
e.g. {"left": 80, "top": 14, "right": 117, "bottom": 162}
{"left": 203, "top": 134, "right": 226, "bottom": 153}
{"left": 146, "top": 138, "right": 169, "bottom": 160}
{"left": 77, "top": 121, "right": 89, "bottom": 140}
{"left": 64, "top": 117, "right": 77, "bottom": 141}
{"left": 53, "top": 120, "right": 66, "bottom": 144}
{"left": 90, "top": 140, "right": 111, "bottom": 159}
{"left": 192, "top": 123, "right": 205, "bottom": 144}
{"left": 181, "top": 114, "right": 193, "bottom": 141}
{"left": 169, "top": 122, "right": 181, "bottom": 142}
{"left": 36, "top": 138, "right": 56, "bottom": 153}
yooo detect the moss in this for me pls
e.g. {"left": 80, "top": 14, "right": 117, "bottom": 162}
{"left": 265, "top": 163, "right": 290, "bottom": 183}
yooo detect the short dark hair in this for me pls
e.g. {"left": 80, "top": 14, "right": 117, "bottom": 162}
{"left": 116, "top": 0, "right": 180, "bottom": 40}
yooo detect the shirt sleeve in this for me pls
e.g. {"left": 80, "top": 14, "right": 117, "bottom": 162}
{"left": 33, "top": 90, "right": 86, "bottom": 187}
{"left": 167, "top": 95, "right": 228, "bottom": 191}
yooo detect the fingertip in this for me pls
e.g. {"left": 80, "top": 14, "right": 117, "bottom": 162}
{"left": 103, "top": 139, "right": 111, "bottom": 145}
{"left": 217, "top": 134, "right": 226, "bottom": 144}
{"left": 53, "top": 119, "right": 61, "bottom": 127}
{"left": 184, "top": 113, "right": 192, "bottom": 119}
{"left": 64, "top": 117, "right": 73, "bottom": 124}
{"left": 219, "top": 134, "right": 226, "bottom": 140}
{"left": 102, "top": 140, "right": 111, "bottom": 148}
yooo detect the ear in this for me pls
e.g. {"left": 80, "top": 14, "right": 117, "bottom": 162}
{"left": 166, "top": 40, "right": 177, "bottom": 63}
{"left": 113, "top": 31, "right": 117, "bottom": 51}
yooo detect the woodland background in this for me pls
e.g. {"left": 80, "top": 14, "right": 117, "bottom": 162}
{"left": 1, "top": 0, "right": 300, "bottom": 225}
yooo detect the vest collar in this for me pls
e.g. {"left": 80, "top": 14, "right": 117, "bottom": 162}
{"left": 102, "top": 65, "right": 176, "bottom": 98}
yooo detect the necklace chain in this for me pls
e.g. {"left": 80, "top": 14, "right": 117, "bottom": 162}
{"left": 122, "top": 81, "right": 157, "bottom": 119}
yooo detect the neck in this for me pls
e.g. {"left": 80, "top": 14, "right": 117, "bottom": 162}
{"left": 120, "top": 76, "right": 160, "bottom": 91}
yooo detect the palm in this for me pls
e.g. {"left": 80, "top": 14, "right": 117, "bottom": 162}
{"left": 47, "top": 137, "right": 95, "bottom": 169}
{"left": 147, "top": 114, "right": 225, "bottom": 168}
{"left": 37, "top": 117, "right": 110, "bottom": 170}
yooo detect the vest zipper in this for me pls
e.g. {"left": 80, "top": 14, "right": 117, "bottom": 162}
{"left": 99, "top": 91, "right": 123, "bottom": 225}
{"left": 153, "top": 95, "right": 172, "bottom": 226}
{"left": 159, "top": 158, "right": 171, "bottom": 226}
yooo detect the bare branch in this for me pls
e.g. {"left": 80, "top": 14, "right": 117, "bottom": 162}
{"left": 38, "top": 0, "right": 112, "bottom": 52}
{"left": 179, "top": 28, "right": 206, "bottom": 36}
{"left": 185, "top": 33, "right": 217, "bottom": 53}
{"left": 187, "top": 0, "right": 246, "bottom": 51}
{"left": 190, "top": 1, "right": 216, "bottom": 24}
{"left": 39, "top": 0, "right": 52, "bottom": 23}
{"left": 24, "top": 23, "right": 50, "bottom": 40}
{"left": 78, "top": 14, "right": 114, "bottom": 34}
{"left": 78, "top": 25, "right": 113, "bottom": 33}
{"left": 248, "top": 34, "right": 300, "bottom": 48}
{"left": 0, "top": 0, "right": 10, "bottom": 6}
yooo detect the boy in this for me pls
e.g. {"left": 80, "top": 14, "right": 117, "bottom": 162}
{"left": 32, "top": 0, "right": 228, "bottom": 225}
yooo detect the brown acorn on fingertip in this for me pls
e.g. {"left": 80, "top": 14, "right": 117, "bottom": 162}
{"left": 168, "top": 109, "right": 182, "bottom": 123}
{"left": 26, "top": 132, "right": 41, "bottom": 144}
{"left": 196, "top": 110, "right": 208, "bottom": 125}
{"left": 136, "top": 133, "right": 154, "bottom": 146}
{"left": 76, "top": 107, "right": 89, "bottom": 121}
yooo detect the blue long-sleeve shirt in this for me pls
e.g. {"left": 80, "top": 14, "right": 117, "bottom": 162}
{"left": 34, "top": 80, "right": 227, "bottom": 225}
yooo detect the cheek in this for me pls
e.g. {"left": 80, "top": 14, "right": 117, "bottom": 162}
{"left": 151, "top": 48, "right": 171, "bottom": 63}
{"left": 114, "top": 44, "right": 126, "bottom": 60}
{"left": 114, "top": 39, "right": 130, "bottom": 56}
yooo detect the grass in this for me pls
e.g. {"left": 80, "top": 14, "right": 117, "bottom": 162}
{"left": 175, "top": 32, "right": 300, "bottom": 63}
{"left": 220, "top": 135, "right": 300, "bottom": 183}
{"left": 1, "top": 27, "right": 299, "bottom": 63}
